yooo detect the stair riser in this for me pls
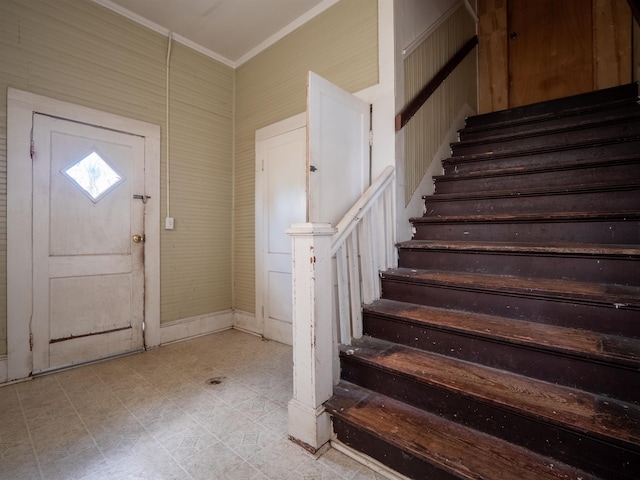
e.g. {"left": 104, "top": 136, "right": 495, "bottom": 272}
{"left": 412, "top": 219, "right": 640, "bottom": 244}
{"left": 380, "top": 278, "right": 640, "bottom": 338}
{"left": 451, "top": 120, "right": 640, "bottom": 157}
{"left": 464, "top": 83, "right": 640, "bottom": 129}
{"left": 363, "top": 314, "right": 639, "bottom": 403}
{"left": 340, "top": 358, "right": 639, "bottom": 480}
{"left": 331, "top": 417, "right": 456, "bottom": 480}
{"left": 434, "top": 162, "right": 640, "bottom": 195}
{"left": 459, "top": 105, "right": 640, "bottom": 142}
{"left": 425, "top": 189, "right": 640, "bottom": 217}
{"left": 397, "top": 249, "right": 640, "bottom": 286}
{"left": 443, "top": 141, "right": 640, "bottom": 175}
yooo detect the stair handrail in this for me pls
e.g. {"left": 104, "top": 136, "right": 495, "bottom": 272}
{"left": 331, "top": 165, "right": 396, "bottom": 345}
{"left": 396, "top": 35, "right": 478, "bottom": 131}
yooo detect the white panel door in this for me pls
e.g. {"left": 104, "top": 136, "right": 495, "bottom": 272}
{"left": 307, "top": 71, "right": 371, "bottom": 225}
{"left": 32, "top": 114, "right": 145, "bottom": 373}
{"left": 256, "top": 126, "right": 306, "bottom": 345}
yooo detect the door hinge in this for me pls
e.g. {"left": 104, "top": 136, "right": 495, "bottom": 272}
{"left": 29, "top": 333, "right": 33, "bottom": 351}
{"left": 368, "top": 130, "right": 373, "bottom": 147}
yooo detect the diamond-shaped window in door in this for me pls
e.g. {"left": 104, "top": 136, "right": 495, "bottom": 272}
{"left": 62, "top": 150, "right": 124, "bottom": 203}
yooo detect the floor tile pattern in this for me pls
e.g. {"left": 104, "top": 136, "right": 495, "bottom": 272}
{"left": 0, "top": 330, "right": 386, "bottom": 480}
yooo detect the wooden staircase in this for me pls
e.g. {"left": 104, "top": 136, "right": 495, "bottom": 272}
{"left": 325, "top": 83, "right": 640, "bottom": 480}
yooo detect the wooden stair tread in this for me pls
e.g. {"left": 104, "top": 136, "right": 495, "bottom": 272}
{"left": 460, "top": 102, "right": 640, "bottom": 139}
{"left": 341, "top": 336, "right": 640, "bottom": 447}
{"left": 411, "top": 210, "right": 640, "bottom": 224}
{"left": 365, "top": 298, "right": 640, "bottom": 368}
{"left": 396, "top": 240, "right": 640, "bottom": 257}
{"left": 464, "top": 83, "right": 639, "bottom": 130}
{"left": 382, "top": 268, "right": 640, "bottom": 306}
{"left": 425, "top": 181, "right": 640, "bottom": 203}
{"left": 455, "top": 109, "right": 640, "bottom": 148}
{"left": 448, "top": 134, "right": 640, "bottom": 164}
{"left": 327, "top": 381, "right": 597, "bottom": 480}
{"left": 442, "top": 141, "right": 640, "bottom": 176}
{"left": 436, "top": 154, "right": 640, "bottom": 182}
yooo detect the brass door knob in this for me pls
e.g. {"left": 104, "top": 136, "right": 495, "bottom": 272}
{"left": 132, "top": 234, "right": 143, "bottom": 243}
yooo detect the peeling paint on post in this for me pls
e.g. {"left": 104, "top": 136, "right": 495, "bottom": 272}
{"left": 286, "top": 223, "right": 336, "bottom": 454}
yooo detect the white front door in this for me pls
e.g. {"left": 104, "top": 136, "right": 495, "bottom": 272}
{"left": 256, "top": 123, "right": 306, "bottom": 345}
{"left": 31, "top": 114, "right": 146, "bottom": 373}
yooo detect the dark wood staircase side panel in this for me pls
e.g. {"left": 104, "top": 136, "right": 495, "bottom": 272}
{"left": 411, "top": 216, "right": 640, "bottom": 245}
{"left": 464, "top": 82, "right": 639, "bottom": 130}
{"left": 340, "top": 355, "right": 640, "bottom": 480}
{"left": 397, "top": 246, "right": 640, "bottom": 286}
{"left": 380, "top": 276, "right": 640, "bottom": 338}
{"left": 362, "top": 312, "right": 640, "bottom": 403}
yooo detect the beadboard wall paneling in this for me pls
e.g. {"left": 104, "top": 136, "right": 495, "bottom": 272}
{"left": 233, "top": 0, "right": 379, "bottom": 314}
{"left": 403, "top": 4, "right": 477, "bottom": 205}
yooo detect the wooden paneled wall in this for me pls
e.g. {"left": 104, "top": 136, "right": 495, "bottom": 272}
{"left": 478, "top": 0, "right": 632, "bottom": 113}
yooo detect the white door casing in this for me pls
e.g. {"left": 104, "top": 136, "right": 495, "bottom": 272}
{"left": 255, "top": 114, "right": 306, "bottom": 345}
{"left": 31, "top": 114, "right": 145, "bottom": 373}
{"left": 307, "top": 71, "right": 371, "bottom": 225}
{"left": 7, "top": 88, "right": 160, "bottom": 381}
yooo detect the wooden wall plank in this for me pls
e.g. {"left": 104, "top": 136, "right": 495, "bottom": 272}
{"left": 594, "top": 0, "right": 632, "bottom": 89}
{"left": 478, "top": 0, "right": 509, "bottom": 113}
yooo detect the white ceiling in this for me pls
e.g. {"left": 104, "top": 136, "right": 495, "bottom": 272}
{"left": 95, "top": 0, "right": 339, "bottom": 67}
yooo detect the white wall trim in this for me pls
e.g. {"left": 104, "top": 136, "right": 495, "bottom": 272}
{"left": 92, "top": 0, "right": 235, "bottom": 67}
{"left": 160, "top": 310, "right": 234, "bottom": 345}
{"left": 235, "top": 0, "right": 341, "bottom": 67}
{"left": 93, "top": 0, "right": 342, "bottom": 69}
{"left": 402, "top": 0, "right": 465, "bottom": 57}
{"left": 255, "top": 113, "right": 306, "bottom": 142}
{"left": 233, "top": 310, "right": 261, "bottom": 337}
{"left": 7, "top": 88, "right": 161, "bottom": 382}
{"left": 331, "top": 440, "right": 412, "bottom": 480}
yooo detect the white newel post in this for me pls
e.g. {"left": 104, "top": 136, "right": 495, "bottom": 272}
{"left": 287, "top": 222, "right": 336, "bottom": 453}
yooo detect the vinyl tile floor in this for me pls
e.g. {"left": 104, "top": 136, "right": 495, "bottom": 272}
{"left": 0, "top": 329, "right": 386, "bottom": 480}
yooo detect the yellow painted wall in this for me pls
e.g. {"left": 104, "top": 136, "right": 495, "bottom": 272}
{"left": 0, "top": 0, "right": 234, "bottom": 355}
{"left": 233, "top": 0, "right": 379, "bottom": 314}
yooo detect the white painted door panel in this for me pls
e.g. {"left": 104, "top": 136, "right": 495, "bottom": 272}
{"left": 32, "top": 114, "right": 145, "bottom": 373}
{"left": 307, "top": 71, "right": 371, "bottom": 225}
{"left": 257, "top": 126, "right": 306, "bottom": 345}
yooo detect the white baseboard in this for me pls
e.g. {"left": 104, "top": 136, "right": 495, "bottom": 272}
{"left": 330, "top": 439, "right": 412, "bottom": 480}
{"left": 0, "top": 355, "right": 7, "bottom": 384}
{"left": 233, "top": 310, "right": 261, "bottom": 336}
{"left": 160, "top": 310, "right": 234, "bottom": 345}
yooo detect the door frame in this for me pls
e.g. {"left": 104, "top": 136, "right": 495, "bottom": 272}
{"left": 7, "top": 88, "right": 161, "bottom": 381}
{"left": 253, "top": 113, "right": 306, "bottom": 339}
